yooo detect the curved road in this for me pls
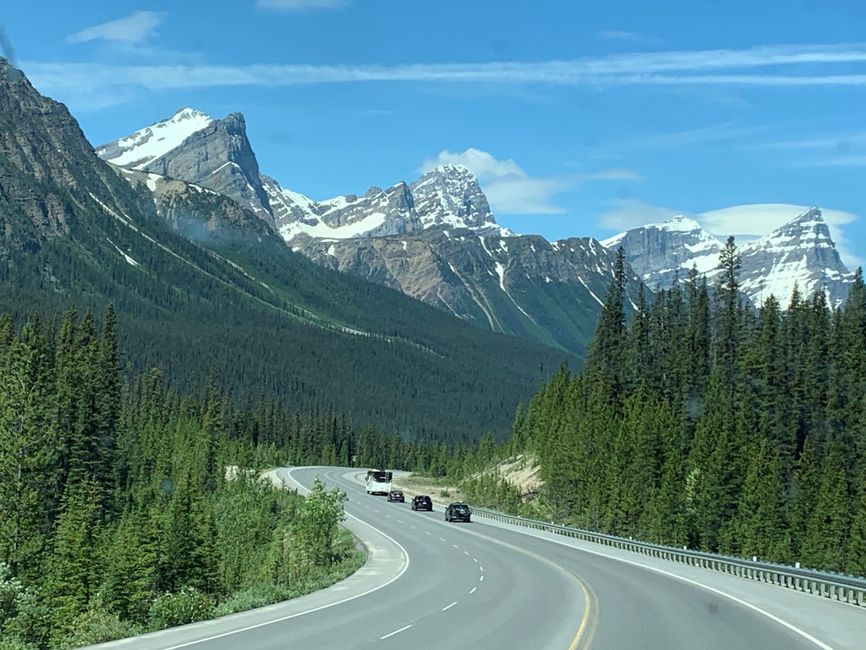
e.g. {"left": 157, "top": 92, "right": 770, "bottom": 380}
{"left": 93, "top": 466, "right": 864, "bottom": 650}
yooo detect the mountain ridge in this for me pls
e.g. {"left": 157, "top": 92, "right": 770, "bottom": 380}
{"left": 98, "top": 109, "right": 641, "bottom": 358}
{"left": 603, "top": 207, "right": 854, "bottom": 307}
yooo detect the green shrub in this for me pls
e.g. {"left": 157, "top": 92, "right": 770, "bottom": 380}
{"left": 58, "top": 610, "right": 141, "bottom": 649}
{"left": 213, "top": 583, "right": 294, "bottom": 617}
{"left": 147, "top": 588, "right": 214, "bottom": 630}
{"left": 0, "top": 636, "right": 37, "bottom": 650}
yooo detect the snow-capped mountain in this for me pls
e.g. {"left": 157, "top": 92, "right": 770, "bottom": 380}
{"left": 263, "top": 164, "right": 510, "bottom": 241}
{"left": 97, "top": 108, "right": 640, "bottom": 357}
{"left": 737, "top": 207, "right": 852, "bottom": 307}
{"left": 95, "top": 108, "right": 213, "bottom": 169}
{"left": 97, "top": 109, "right": 274, "bottom": 227}
{"left": 601, "top": 216, "right": 722, "bottom": 289}
{"left": 604, "top": 207, "right": 853, "bottom": 307}
{"left": 265, "top": 177, "right": 423, "bottom": 241}
{"left": 410, "top": 165, "right": 508, "bottom": 232}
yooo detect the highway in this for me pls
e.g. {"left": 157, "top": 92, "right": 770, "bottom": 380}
{"left": 92, "top": 466, "right": 865, "bottom": 650}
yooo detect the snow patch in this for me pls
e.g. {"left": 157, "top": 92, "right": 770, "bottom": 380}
{"left": 101, "top": 108, "right": 213, "bottom": 170}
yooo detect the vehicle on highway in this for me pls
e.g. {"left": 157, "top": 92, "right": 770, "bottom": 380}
{"left": 410, "top": 495, "right": 433, "bottom": 511}
{"left": 366, "top": 469, "right": 393, "bottom": 495}
{"left": 387, "top": 489, "right": 405, "bottom": 502}
{"left": 445, "top": 502, "right": 472, "bottom": 522}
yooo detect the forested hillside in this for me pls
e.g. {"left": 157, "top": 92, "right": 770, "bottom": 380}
{"left": 0, "top": 57, "right": 570, "bottom": 440}
{"left": 485, "top": 243, "right": 866, "bottom": 575}
{"left": 0, "top": 307, "right": 456, "bottom": 649}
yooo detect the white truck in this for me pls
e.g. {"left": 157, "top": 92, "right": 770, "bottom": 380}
{"left": 365, "top": 469, "right": 393, "bottom": 496}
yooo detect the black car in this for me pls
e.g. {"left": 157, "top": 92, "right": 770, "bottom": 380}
{"left": 411, "top": 495, "right": 433, "bottom": 511}
{"left": 388, "top": 490, "right": 405, "bottom": 503}
{"left": 445, "top": 503, "right": 471, "bottom": 523}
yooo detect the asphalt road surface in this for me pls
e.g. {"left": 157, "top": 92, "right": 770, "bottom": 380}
{"left": 91, "top": 466, "right": 865, "bottom": 650}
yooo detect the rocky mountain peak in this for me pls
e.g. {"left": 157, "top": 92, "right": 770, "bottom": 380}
{"left": 97, "top": 108, "right": 274, "bottom": 227}
{"left": 605, "top": 205, "right": 853, "bottom": 307}
{"left": 410, "top": 164, "right": 498, "bottom": 231}
{"left": 739, "top": 207, "right": 851, "bottom": 307}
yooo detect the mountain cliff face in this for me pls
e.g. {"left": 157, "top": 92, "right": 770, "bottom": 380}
{"left": 737, "top": 208, "right": 852, "bottom": 307}
{"left": 97, "top": 109, "right": 274, "bottom": 228}
{"left": 601, "top": 216, "right": 722, "bottom": 289}
{"left": 297, "top": 229, "right": 638, "bottom": 354}
{"left": 603, "top": 208, "right": 853, "bottom": 307}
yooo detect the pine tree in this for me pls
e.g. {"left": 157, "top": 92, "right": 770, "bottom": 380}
{"left": 45, "top": 478, "right": 102, "bottom": 637}
{"left": 0, "top": 319, "right": 59, "bottom": 578}
{"left": 732, "top": 438, "right": 789, "bottom": 562}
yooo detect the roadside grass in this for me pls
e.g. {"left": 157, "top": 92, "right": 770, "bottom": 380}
{"left": 213, "top": 530, "right": 365, "bottom": 617}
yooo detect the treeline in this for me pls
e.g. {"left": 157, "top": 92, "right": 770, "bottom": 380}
{"left": 513, "top": 241, "right": 866, "bottom": 575}
{"left": 0, "top": 307, "right": 440, "bottom": 649}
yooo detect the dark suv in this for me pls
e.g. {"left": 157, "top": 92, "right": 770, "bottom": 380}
{"left": 388, "top": 490, "right": 405, "bottom": 503}
{"left": 411, "top": 495, "right": 433, "bottom": 511}
{"left": 445, "top": 503, "right": 471, "bottom": 523}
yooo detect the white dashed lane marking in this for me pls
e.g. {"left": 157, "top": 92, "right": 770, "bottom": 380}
{"left": 472, "top": 558, "right": 478, "bottom": 563}
{"left": 442, "top": 601, "right": 458, "bottom": 611}
{"left": 479, "top": 575, "right": 484, "bottom": 582}
{"left": 452, "top": 544, "right": 459, "bottom": 549}
{"left": 463, "top": 551, "right": 469, "bottom": 556}
{"left": 380, "top": 624, "right": 412, "bottom": 640}
{"left": 439, "top": 537, "right": 446, "bottom": 542}
{"left": 469, "top": 587, "right": 477, "bottom": 594}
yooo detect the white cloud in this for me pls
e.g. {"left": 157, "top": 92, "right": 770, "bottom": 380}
{"left": 418, "top": 148, "right": 568, "bottom": 214}
{"left": 698, "top": 203, "right": 862, "bottom": 269}
{"left": 598, "top": 199, "right": 681, "bottom": 231}
{"left": 257, "top": 0, "right": 348, "bottom": 9}
{"left": 66, "top": 11, "right": 163, "bottom": 45}
{"left": 417, "top": 149, "right": 640, "bottom": 216}
{"left": 420, "top": 148, "right": 523, "bottom": 180}
{"left": 22, "top": 42, "right": 866, "bottom": 103}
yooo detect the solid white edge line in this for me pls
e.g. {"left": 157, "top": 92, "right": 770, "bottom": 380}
{"left": 158, "top": 467, "right": 412, "bottom": 650}
{"left": 442, "top": 601, "right": 458, "bottom": 611}
{"left": 496, "top": 524, "right": 835, "bottom": 650}
{"left": 380, "top": 623, "right": 412, "bottom": 640}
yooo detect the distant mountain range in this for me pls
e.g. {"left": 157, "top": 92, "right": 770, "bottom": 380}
{"left": 1, "top": 57, "right": 573, "bottom": 438}
{"left": 96, "top": 108, "right": 855, "bottom": 354}
{"left": 98, "top": 108, "right": 643, "bottom": 357}
{"left": 602, "top": 209, "right": 853, "bottom": 307}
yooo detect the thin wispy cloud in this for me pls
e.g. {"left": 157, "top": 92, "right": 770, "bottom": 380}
{"left": 633, "top": 122, "right": 773, "bottom": 149}
{"left": 66, "top": 11, "right": 164, "bottom": 45}
{"left": 598, "top": 199, "right": 680, "bottom": 231}
{"left": 792, "top": 155, "right": 866, "bottom": 168}
{"left": 257, "top": 0, "right": 349, "bottom": 10}
{"left": 23, "top": 42, "right": 866, "bottom": 95}
{"left": 598, "top": 30, "right": 659, "bottom": 44}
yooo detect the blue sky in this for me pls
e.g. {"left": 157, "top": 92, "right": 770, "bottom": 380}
{"left": 3, "top": 0, "right": 865, "bottom": 268}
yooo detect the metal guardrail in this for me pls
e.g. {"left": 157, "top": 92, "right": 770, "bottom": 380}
{"left": 470, "top": 506, "right": 866, "bottom": 608}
